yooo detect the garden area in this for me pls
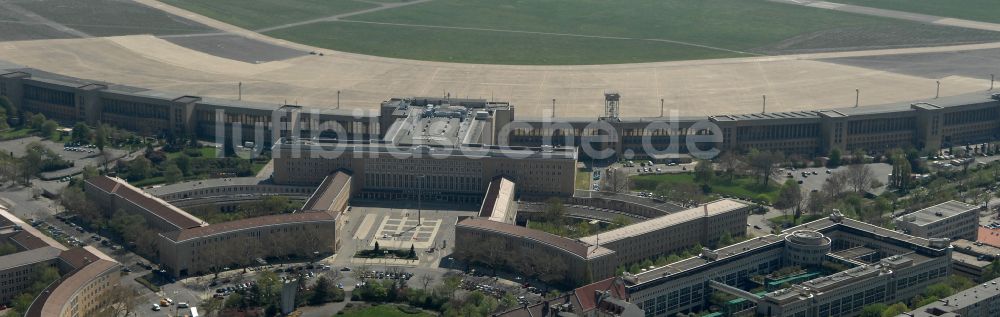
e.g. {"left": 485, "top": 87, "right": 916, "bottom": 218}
{"left": 632, "top": 172, "right": 780, "bottom": 204}
{"left": 337, "top": 304, "right": 435, "bottom": 317}
{"left": 355, "top": 242, "right": 418, "bottom": 260}
{"left": 523, "top": 198, "right": 631, "bottom": 239}
{"left": 575, "top": 168, "right": 591, "bottom": 190}
{"left": 184, "top": 196, "right": 302, "bottom": 224}
{"left": 121, "top": 139, "right": 268, "bottom": 187}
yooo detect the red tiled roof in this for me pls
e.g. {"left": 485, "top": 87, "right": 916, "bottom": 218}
{"left": 10, "top": 231, "right": 50, "bottom": 250}
{"left": 457, "top": 218, "right": 611, "bottom": 259}
{"left": 574, "top": 277, "right": 628, "bottom": 312}
{"left": 84, "top": 175, "right": 121, "bottom": 193}
{"left": 87, "top": 176, "right": 205, "bottom": 230}
{"left": 160, "top": 211, "right": 337, "bottom": 242}
{"left": 58, "top": 247, "right": 102, "bottom": 270}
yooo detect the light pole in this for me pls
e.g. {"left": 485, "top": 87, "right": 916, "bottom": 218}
{"left": 855, "top": 88, "right": 859, "bottom": 108}
{"left": 337, "top": 90, "right": 341, "bottom": 109}
{"left": 936, "top": 81, "right": 941, "bottom": 99}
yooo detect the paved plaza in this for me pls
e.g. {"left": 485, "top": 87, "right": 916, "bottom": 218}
{"left": 371, "top": 215, "right": 442, "bottom": 249}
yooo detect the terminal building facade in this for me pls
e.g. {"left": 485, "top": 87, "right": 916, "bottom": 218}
{"left": 4, "top": 68, "right": 1000, "bottom": 163}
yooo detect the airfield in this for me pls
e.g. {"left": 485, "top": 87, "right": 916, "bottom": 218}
{"left": 0, "top": 0, "right": 999, "bottom": 118}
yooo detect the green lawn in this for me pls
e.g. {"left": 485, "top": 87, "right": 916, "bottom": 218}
{"left": 575, "top": 169, "right": 591, "bottom": 190}
{"left": 266, "top": 21, "right": 736, "bottom": 64}
{"left": 338, "top": 305, "right": 434, "bottom": 317}
{"left": 165, "top": 147, "right": 217, "bottom": 160}
{"left": 0, "top": 127, "right": 34, "bottom": 140}
{"left": 632, "top": 173, "right": 781, "bottom": 204}
{"left": 835, "top": 0, "right": 1000, "bottom": 24}
{"left": 165, "top": 0, "right": 1000, "bottom": 64}
{"left": 160, "top": 0, "right": 376, "bottom": 29}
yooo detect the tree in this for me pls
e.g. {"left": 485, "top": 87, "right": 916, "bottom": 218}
{"left": 29, "top": 113, "right": 45, "bottom": 129}
{"left": 806, "top": 190, "right": 826, "bottom": 215}
{"left": 882, "top": 303, "right": 909, "bottom": 317}
{"left": 846, "top": 164, "right": 875, "bottom": 194}
{"left": 925, "top": 283, "right": 955, "bottom": 299}
{"left": 97, "top": 284, "right": 142, "bottom": 317}
{"left": 255, "top": 271, "right": 282, "bottom": 307}
{"left": 126, "top": 156, "right": 152, "bottom": 181}
{"left": 0, "top": 96, "right": 17, "bottom": 126}
{"left": 310, "top": 276, "right": 333, "bottom": 305}
{"left": 95, "top": 124, "right": 108, "bottom": 152}
{"left": 718, "top": 151, "right": 742, "bottom": 181}
{"left": 852, "top": 148, "right": 866, "bottom": 164}
{"left": 441, "top": 274, "right": 462, "bottom": 299}
{"left": 774, "top": 180, "right": 803, "bottom": 217}
{"left": 543, "top": 197, "right": 566, "bottom": 223}
{"left": 828, "top": 148, "right": 842, "bottom": 167}
{"left": 419, "top": 274, "right": 435, "bottom": 290}
{"left": 860, "top": 304, "right": 888, "bottom": 317}
{"left": 611, "top": 215, "right": 631, "bottom": 229}
{"left": 0, "top": 108, "right": 9, "bottom": 130}
{"left": 174, "top": 154, "right": 192, "bottom": 176}
{"left": 72, "top": 122, "right": 91, "bottom": 144}
{"left": 40, "top": 119, "right": 58, "bottom": 138}
{"left": 81, "top": 165, "right": 99, "bottom": 180}
{"left": 694, "top": 159, "right": 714, "bottom": 184}
{"left": 163, "top": 163, "right": 183, "bottom": 184}
{"left": 748, "top": 150, "right": 783, "bottom": 186}
{"left": 823, "top": 171, "right": 848, "bottom": 198}
{"left": 373, "top": 241, "right": 380, "bottom": 253}
{"left": 409, "top": 244, "right": 417, "bottom": 259}
{"left": 603, "top": 167, "right": 631, "bottom": 193}
{"left": 890, "top": 157, "right": 912, "bottom": 189}
{"left": 718, "top": 231, "right": 735, "bottom": 246}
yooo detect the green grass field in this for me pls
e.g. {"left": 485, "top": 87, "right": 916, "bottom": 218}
{"left": 166, "top": 0, "right": 1000, "bottom": 64}
{"left": 632, "top": 173, "right": 780, "bottom": 204}
{"left": 835, "top": 0, "right": 1000, "bottom": 24}
{"left": 576, "top": 169, "right": 591, "bottom": 190}
{"left": 160, "top": 0, "right": 376, "bottom": 29}
{"left": 338, "top": 305, "right": 435, "bottom": 317}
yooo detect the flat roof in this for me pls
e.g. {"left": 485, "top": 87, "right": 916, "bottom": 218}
{"left": 628, "top": 216, "right": 941, "bottom": 287}
{"left": 830, "top": 246, "right": 877, "bottom": 260}
{"left": 578, "top": 199, "right": 746, "bottom": 245}
{"left": 901, "top": 276, "right": 1000, "bottom": 317}
{"left": 0, "top": 246, "right": 61, "bottom": 271}
{"left": 896, "top": 200, "right": 977, "bottom": 227}
{"left": 457, "top": 218, "right": 614, "bottom": 259}
{"left": 145, "top": 177, "right": 268, "bottom": 196}
{"left": 160, "top": 211, "right": 337, "bottom": 243}
{"left": 86, "top": 176, "right": 207, "bottom": 230}
{"left": 479, "top": 177, "right": 516, "bottom": 223}
{"left": 301, "top": 171, "right": 352, "bottom": 212}
{"left": 952, "top": 239, "right": 1000, "bottom": 257}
